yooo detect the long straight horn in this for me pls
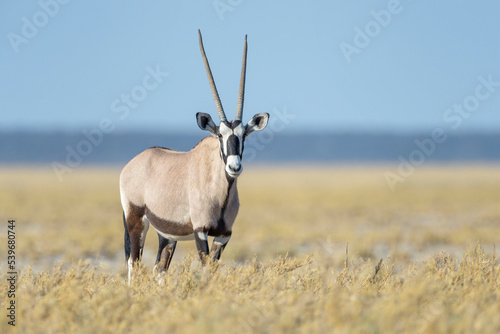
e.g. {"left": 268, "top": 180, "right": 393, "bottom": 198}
{"left": 235, "top": 35, "right": 247, "bottom": 122}
{"left": 198, "top": 29, "right": 227, "bottom": 123}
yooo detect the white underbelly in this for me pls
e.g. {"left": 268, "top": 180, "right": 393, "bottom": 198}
{"left": 156, "top": 230, "right": 195, "bottom": 241}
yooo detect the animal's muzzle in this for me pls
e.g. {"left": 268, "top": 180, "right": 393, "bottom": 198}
{"left": 226, "top": 155, "right": 242, "bottom": 177}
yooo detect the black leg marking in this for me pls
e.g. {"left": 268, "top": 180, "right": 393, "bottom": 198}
{"left": 155, "top": 233, "right": 177, "bottom": 273}
{"left": 123, "top": 211, "right": 131, "bottom": 261}
{"left": 211, "top": 234, "right": 231, "bottom": 261}
{"left": 194, "top": 230, "right": 209, "bottom": 264}
{"left": 127, "top": 216, "right": 144, "bottom": 265}
{"left": 211, "top": 243, "right": 224, "bottom": 261}
{"left": 156, "top": 234, "right": 169, "bottom": 264}
{"left": 123, "top": 205, "right": 146, "bottom": 284}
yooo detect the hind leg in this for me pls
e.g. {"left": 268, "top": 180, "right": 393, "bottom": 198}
{"left": 154, "top": 233, "right": 177, "bottom": 274}
{"left": 123, "top": 212, "right": 131, "bottom": 262}
{"left": 124, "top": 209, "right": 148, "bottom": 284}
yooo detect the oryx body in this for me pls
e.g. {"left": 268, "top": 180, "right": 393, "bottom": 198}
{"left": 120, "top": 30, "right": 269, "bottom": 282}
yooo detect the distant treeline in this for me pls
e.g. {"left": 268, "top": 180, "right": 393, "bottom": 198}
{"left": 1, "top": 131, "right": 499, "bottom": 165}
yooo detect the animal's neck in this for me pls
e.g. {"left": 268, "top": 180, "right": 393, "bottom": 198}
{"left": 194, "top": 136, "right": 236, "bottom": 193}
{"left": 212, "top": 139, "right": 235, "bottom": 188}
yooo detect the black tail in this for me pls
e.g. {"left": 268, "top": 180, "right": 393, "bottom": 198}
{"left": 123, "top": 211, "right": 131, "bottom": 261}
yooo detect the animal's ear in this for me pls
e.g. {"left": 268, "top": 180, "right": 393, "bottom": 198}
{"left": 196, "top": 112, "right": 218, "bottom": 137}
{"left": 245, "top": 113, "right": 270, "bottom": 136}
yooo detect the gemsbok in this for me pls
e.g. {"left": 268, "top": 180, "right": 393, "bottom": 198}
{"left": 120, "top": 30, "right": 269, "bottom": 282}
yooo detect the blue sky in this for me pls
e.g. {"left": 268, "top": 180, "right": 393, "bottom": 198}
{"left": 1, "top": 1, "right": 500, "bottom": 133}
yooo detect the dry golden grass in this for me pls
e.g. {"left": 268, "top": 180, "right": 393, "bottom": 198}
{"left": 0, "top": 165, "right": 499, "bottom": 333}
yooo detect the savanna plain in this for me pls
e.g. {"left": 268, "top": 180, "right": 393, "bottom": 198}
{"left": 1, "top": 165, "right": 499, "bottom": 333}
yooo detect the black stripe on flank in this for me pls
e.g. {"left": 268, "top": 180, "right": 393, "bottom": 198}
{"left": 145, "top": 206, "right": 194, "bottom": 236}
{"left": 191, "top": 178, "right": 235, "bottom": 237}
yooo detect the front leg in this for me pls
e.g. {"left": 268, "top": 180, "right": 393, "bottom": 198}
{"left": 211, "top": 233, "right": 231, "bottom": 261}
{"left": 194, "top": 230, "right": 209, "bottom": 264}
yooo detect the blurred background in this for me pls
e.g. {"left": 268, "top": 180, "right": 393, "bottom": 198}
{"left": 1, "top": 5, "right": 499, "bottom": 331}
{"left": 1, "top": 1, "right": 500, "bottom": 277}
{"left": 1, "top": 1, "right": 499, "bottom": 169}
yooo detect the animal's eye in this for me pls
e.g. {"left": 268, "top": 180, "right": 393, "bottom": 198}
{"left": 218, "top": 133, "right": 222, "bottom": 138}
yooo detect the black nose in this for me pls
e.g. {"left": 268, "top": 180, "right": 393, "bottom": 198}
{"left": 229, "top": 164, "right": 242, "bottom": 173}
